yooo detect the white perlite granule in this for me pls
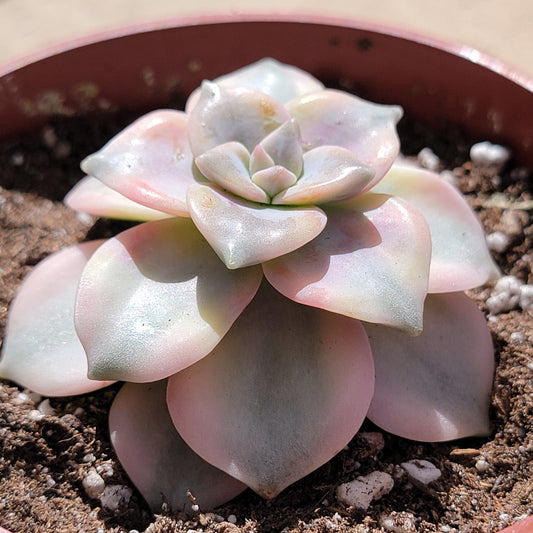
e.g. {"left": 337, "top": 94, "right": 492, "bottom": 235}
{"left": 470, "top": 141, "right": 511, "bottom": 169}
{"left": 336, "top": 471, "right": 394, "bottom": 510}
{"left": 486, "top": 231, "right": 511, "bottom": 253}
{"left": 486, "top": 275, "right": 533, "bottom": 314}
{"left": 401, "top": 459, "right": 441, "bottom": 484}
{"left": 82, "top": 470, "right": 105, "bottom": 499}
{"left": 417, "top": 147, "right": 440, "bottom": 171}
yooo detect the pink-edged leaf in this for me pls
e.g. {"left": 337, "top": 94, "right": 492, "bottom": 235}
{"left": 195, "top": 142, "right": 269, "bottom": 203}
{"left": 167, "top": 282, "right": 374, "bottom": 499}
{"left": 0, "top": 241, "right": 114, "bottom": 396}
{"left": 287, "top": 89, "right": 402, "bottom": 189}
{"left": 366, "top": 292, "right": 495, "bottom": 441}
{"left": 109, "top": 381, "right": 246, "bottom": 512}
{"left": 81, "top": 110, "right": 195, "bottom": 217}
{"left": 264, "top": 194, "right": 431, "bottom": 334}
{"left": 186, "top": 58, "right": 325, "bottom": 112}
{"left": 187, "top": 82, "right": 291, "bottom": 157}
{"left": 75, "top": 218, "right": 262, "bottom": 382}
{"left": 371, "top": 165, "right": 500, "bottom": 292}
{"left": 272, "top": 146, "right": 374, "bottom": 205}
{"left": 65, "top": 176, "right": 172, "bottom": 221}
{"left": 187, "top": 183, "right": 327, "bottom": 269}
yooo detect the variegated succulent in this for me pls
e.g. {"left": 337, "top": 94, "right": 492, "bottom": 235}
{"left": 0, "top": 59, "right": 499, "bottom": 511}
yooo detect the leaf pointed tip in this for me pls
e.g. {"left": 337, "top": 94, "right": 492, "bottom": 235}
{"left": 252, "top": 483, "right": 284, "bottom": 500}
{"left": 80, "top": 153, "right": 101, "bottom": 174}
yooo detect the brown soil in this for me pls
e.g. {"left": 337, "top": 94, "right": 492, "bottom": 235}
{"left": 0, "top": 110, "right": 532, "bottom": 533}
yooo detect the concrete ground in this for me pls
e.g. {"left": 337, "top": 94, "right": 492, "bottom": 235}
{"left": 0, "top": 0, "right": 531, "bottom": 78}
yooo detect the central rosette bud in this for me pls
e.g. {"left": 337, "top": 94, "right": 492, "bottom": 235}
{"left": 189, "top": 81, "right": 376, "bottom": 206}
{"left": 195, "top": 118, "right": 303, "bottom": 204}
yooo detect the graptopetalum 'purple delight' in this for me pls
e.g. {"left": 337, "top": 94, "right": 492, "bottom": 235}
{"left": 0, "top": 59, "right": 499, "bottom": 510}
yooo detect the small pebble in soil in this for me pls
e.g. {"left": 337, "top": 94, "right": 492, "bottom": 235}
{"left": 510, "top": 332, "right": 525, "bottom": 343}
{"left": 475, "top": 458, "right": 490, "bottom": 472}
{"left": 38, "top": 399, "right": 55, "bottom": 416}
{"left": 470, "top": 141, "right": 511, "bottom": 170}
{"left": 10, "top": 151, "right": 24, "bottom": 166}
{"left": 96, "top": 462, "right": 114, "bottom": 478}
{"left": 400, "top": 459, "right": 441, "bottom": 484}
{"left": 28, "top": 409, "right": 44, "bottom": 421}
{"left": 227, "top": 514, "right": 237, "bottom": 524}
{"left": 100, "top": 484, "right": 132, "bottom": 512}
{"left": 358, "top": 431, "right": 385, "bottom": 452}
{"left": 14, "top": 389, "right": 42, "bottom": 404}
{"left": 336, "top": 471, "right": 394, "bottom": 510}
{"left": 519, "top": 285, "right": 533, "bottom": 310}
{"left": 379, "top": 511, "right": 418, "bottom": 532}
{"left": 417, "top": 147, "right": 440, "bottom": 171}
{"left": 41, "top": 126, "right": 58, "bottom": 148}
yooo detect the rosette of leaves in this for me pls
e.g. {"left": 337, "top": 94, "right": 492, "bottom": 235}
{"left": 0, "top": 59, "right": 499, "bottom": 510}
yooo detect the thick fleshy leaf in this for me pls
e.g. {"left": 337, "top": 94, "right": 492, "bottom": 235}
{"left": 167, "top": 282, "right": 374, "bottom": 499}
{"left": 81, "top": 110, "right": 195, "bottom": 216}
{"left": 186, "top": 58, "right": 325, "bottom": 112}
{"left": 65, "top": 176, "right": 172, "bottom": 221}
{"left": 272, "top": 146, "right": 375, "bottom": 205}
{"left": 0, "top": 241, "right": 114, "bottom": 396}
{"left": 287, "top": 90, "right": 402, "bottom": 189}
{"left": 187, "top": 82, "right": 291, "bottom": 157}
{"left": 264, "top": 194, "right": 431, "bottom": 334}
{"left": 371, "top": 165, "right": 500, "bottom": 292}
{"left": 187, "top": 183, "right": 327, "bottom": 269}
{"left": 249, "top": 144, "right": 275, "bottom": 174}
{"left": 109, "top": 381, "right": 246, "bottom": 512}
{"left": 75, "top": 218, "right": 262, "bottom": 382}
{"left": 258, "top": 119, "right": 303, "bottom": 176}
{"left": 365, "top": 292, "right": 495, "bottom": 441}
{"left": 195, "top": 142, "right": 269, "bottom": 203}
{"left": 251, "top": 165, "right": 298, "bottom": 198}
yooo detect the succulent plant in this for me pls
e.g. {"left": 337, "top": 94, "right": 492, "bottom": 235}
{"left": 0, "top": 59, "right": 499, "bottom": 511}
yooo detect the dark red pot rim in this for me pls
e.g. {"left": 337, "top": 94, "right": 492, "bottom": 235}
{"left": 0, "top": 14, "right": 532, "bottom": 166}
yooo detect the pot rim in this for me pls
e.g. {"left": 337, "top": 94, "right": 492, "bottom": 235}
{"left": 1, "top": 12, "right": 532, "bottom": 93}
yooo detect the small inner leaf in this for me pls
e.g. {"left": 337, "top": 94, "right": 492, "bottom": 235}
{"left": 258, "top": 119, "right": 304, "bottom": 176}
{"left": 195, "top": 142, "right": 269, "bottom": 203}
{"left": 272, "top": 145, "right": 375, "bottom": 205}
{"left": 251, "top": 165, "right": 298, "bottom": 198}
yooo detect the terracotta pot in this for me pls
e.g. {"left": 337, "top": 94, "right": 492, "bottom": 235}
{"left": 0, "top": 16, "right": 532, "bottom": 166}
{"left": 0, "top": 17, "right": 531, "bottom": 533}
{"left": 497, "top": 515, "right": 533, "bottom": 533}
